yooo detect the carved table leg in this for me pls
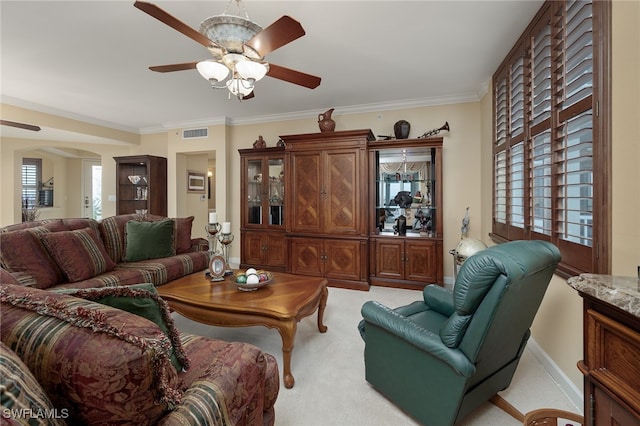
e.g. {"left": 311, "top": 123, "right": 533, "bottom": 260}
{"left": 278, "top": 320, "right": 297, "bottom": 389}
{"left": 317, "top": 285, "right": 328, "bottom": 333}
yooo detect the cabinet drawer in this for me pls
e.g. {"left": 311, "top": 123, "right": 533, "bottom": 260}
{"left": 586, "top": 309, "right": 640, "bottom": 415}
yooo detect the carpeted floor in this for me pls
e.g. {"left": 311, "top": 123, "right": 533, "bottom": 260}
{"left": 171, "top": 284, "right": 582, "bottom": 426}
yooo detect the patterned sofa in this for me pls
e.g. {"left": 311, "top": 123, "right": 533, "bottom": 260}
{"left": 0, "top": 215, "right": 281, "bottom": 424}
{"left": 0, "top": 214, "right": 209, "bottom": 290}
{"left": 0, "top": 279, "right": 279, "bottom": 425}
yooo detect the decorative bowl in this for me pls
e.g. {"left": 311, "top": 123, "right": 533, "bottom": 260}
{"left": 233, "top": 270, "right": 273, "bottom": 291}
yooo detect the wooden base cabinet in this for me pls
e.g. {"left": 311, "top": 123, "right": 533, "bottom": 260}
{"left": 579, "top": 296, "right": 640, "bottom": 425}
{"left": 240, "top": 231, "right": 286, "bottom": 271}
{"left": 289, "top": 237, "right": 368, "bottom": 290}
{"left": 370, "top": 237, "right": 443, "bottom": 289}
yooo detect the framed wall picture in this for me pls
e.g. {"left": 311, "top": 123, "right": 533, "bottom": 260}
{"left": 187, "top": 171, "right": 206, "bottom": 193}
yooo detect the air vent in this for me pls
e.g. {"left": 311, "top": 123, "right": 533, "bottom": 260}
{"left": 182, "top": 128, "right": 208, "bottom": 139}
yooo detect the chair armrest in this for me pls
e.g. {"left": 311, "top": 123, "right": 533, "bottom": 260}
{"left": 361, "top": 301, "right": 475, "bottom": 377}
{"left": 423, "top": 285, "right": 455, "bottom": 317}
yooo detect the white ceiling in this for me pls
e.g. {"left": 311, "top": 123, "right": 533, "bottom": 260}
{"left": 0, "top": 0, "right": 543, "bottom": 136}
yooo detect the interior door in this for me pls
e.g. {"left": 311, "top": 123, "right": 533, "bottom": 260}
{"left": 83, "top": 160, "right": 102, "bottom": 220}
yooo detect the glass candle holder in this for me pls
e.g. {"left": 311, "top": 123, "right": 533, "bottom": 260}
{"left": 218, "top": 232, "right": 235, "bottom": 274}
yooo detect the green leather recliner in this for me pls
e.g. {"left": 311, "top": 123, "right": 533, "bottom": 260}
{"left": 358, "top": 240, "right": 560, "bottom": 425}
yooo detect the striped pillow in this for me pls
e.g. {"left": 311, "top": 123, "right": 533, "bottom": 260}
{"left": 0, "top": 224, "right": 66, "bottom": 289}
{"left": 1, "top": 341, "right": 67, "bottom": 425}
{"left": 41, "top": 228, "right": 116, "bottom": 283}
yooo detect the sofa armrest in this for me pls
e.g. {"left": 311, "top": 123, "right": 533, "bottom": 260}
{"left": 361, "top": 301, "right": 475, "bottom": 377}
{"left": 190, "top": 238, "right": 209, "bottom": 252}
{"left": 1, "top": 284, "right": 181, "bottom": 424}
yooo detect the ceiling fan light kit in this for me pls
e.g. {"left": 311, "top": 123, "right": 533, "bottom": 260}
{"left": 134, "top": 0, "right": 321, "bottom": 101}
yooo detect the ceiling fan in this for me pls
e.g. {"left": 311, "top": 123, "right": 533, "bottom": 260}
{"left": 134, "top": 0, "right": 321, "bottom": 100}
{"left": 0, "top": 120, "right": 41, "bottom": 132}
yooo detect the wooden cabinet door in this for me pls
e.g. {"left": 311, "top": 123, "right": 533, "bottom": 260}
{"left": 290, "top": 152, "right": 322, "bottom": 233}
{"left": 405, "top": 240, "right": 438, "bottom": 282}
{"left": 374, "top": 239, "right": 404, "bottom": 280}
{"left": 290, "top": 237, "right": 324, "bottom": 276}
{"left": 242, "top": 232, "right": 267, "bottom": 266}
{"left": 324, "top": 149, "right": 360, "bottom": 235}
{"left": 324, "top": 239, "right": 361, "bottom": 281}
{"left": 594, "top": 386, "right": 640, "bottom": 426}
{"left": 265, "top": 233, "right": 286, "bottom": 268}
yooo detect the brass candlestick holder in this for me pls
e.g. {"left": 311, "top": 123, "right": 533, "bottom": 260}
{"left": 218, "top": 232, "right": 235, "bottom": 275}
{"left": 205, "top": 223, "right": 221, "bottom": 255}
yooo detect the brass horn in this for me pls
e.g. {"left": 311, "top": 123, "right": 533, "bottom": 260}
{"left": 419, "top": 121, "right": 450, "bottom": 138}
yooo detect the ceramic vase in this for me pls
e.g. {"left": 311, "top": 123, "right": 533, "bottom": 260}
{"left": 318, "top": 108, "right": 336, "bottom": 132}
{"left": 394, "top": 120, "right": 410, "bottom": 139}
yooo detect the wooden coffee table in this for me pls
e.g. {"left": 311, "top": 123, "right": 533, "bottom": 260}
{"left": 157, "top": 270, "right": 328, "bottom": 388}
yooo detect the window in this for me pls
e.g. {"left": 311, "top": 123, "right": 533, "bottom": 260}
{"left": 22, "top": 158, "right": 42, "bottom": 209}
{"left": 491, "top": 0, "right": 610, "bottom": 277}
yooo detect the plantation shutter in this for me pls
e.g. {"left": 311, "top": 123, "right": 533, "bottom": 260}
{"left": 491, "top": 0, "right": 607, "bottom": 277}
{"left": 553, "top": 0, "right": 594, "bottom": 272}
{"left": 22, "top": 158, "right": 41, "bottom": 208}
{"left": 530, "top": 23, "right": 553, "bottom": 239}
{"left": 494, "top": 73, "right": 509, "bottom": 236}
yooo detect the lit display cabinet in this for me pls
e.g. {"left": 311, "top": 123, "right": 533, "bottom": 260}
{"left": 368, "top": 138, "right": 444, "bottom": 288}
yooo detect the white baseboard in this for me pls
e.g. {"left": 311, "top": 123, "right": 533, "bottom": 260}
{"left": 527, "top": 337, "right": 584, "bottom": 413}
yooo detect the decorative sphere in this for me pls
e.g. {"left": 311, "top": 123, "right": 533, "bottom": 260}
{"left": 453, "top": 238, "right": 487, "bottom": 265}
{"left": 245, "top": 268, "right": 257, "bottom": 276}
{"left": 236, "top": 274, "right": 247, "bottom": 284}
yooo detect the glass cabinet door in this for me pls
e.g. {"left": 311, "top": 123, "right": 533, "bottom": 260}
{"left": 375, "top": 147, "right": 437, "bottom": 236}
{"left": 247, "top": 159, "right": 263, "bottom": 225}
{"left": 267, "top": 158, "right": 284, "bottom": 226}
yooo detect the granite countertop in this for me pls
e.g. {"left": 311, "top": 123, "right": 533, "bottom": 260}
{"left": 567, "top": 273, "right": 640, "bottom": 318}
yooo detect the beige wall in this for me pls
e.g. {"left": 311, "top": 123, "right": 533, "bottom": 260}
{"left": 610, "top": 0, "right": 640, "bottom": 276}
{"left": 1, "top": 0, "right": 637, "bottom": 398}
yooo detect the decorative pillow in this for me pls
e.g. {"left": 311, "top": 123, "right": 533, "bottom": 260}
{"left": 144, "top": 215, "right": 194, "bottom": 254}
{"left": 173, "top": 216, "right": 194, "bottom": 254}
{"left": 0, "top": 341, "right": 67, "bottom": 425}
{"left": 56, "top": 283, "right": 189, "bottom": 371}
{"left": 0, "top": 225, "right": 66, "bottom": 289}
{"left": 98, "top": 213, "right": 142, "bottom": 263}
{"left": 40, "top": 227, "right": 116, "bottom": 283}
{"left": 123, "top": 219, "right": 175, "bottom": 262}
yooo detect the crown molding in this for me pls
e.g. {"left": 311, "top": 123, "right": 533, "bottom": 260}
{"left": 1, "top": 96, "right": 140, "bottom": 134}
{"left": 142, "top": 91, "right": 481, "bottom": 132}
{"left": 5, "top": 91, "right": 481, "bottom": 136}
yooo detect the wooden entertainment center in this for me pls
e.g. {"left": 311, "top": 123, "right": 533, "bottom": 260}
{"left": 239, "top": 129, "right": 444, "bottom": 290}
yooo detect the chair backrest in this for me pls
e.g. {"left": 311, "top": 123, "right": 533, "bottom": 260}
{"left": 440, "top": 240, "right": 560, "bottom": 384}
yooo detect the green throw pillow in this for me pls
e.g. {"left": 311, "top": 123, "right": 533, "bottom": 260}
{"left": 53, "top": 283, "right": 188, "bottom": 371}
{"left": 124, "top": 219, "right": 175, "bottom": 262}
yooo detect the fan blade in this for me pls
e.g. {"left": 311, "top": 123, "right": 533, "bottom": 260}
{"left": 241, "top": 91, "right": 255, "bottom": 101}
{"left": 267, "top": 63, "right": 321, "bottom": 89}
{"left": 245, "top": 16, "right": 305, "bottom": 57}
{"left": 149, "top": 62, "right": 198, "bottom": 73}
{"left": 0, "top": 120, "right": 41, "bottom": 132}
{"left": 134, "top": 1, "right": 219, "bottom": 50}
